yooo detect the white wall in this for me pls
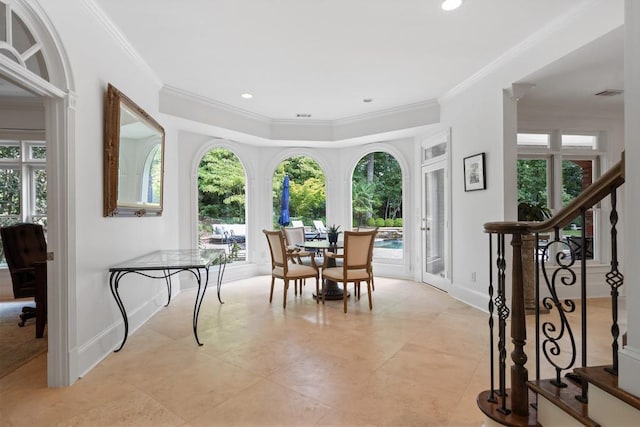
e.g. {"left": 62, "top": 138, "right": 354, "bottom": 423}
{"left": 39, "top": 0, "right": 180, "bottom": 380}
{"left": 438, "top": 0, "right": 624, "bottom": 311}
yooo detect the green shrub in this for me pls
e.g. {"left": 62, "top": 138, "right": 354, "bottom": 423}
{"left": 366, "top": 217, "right": 376, "bottom": 226}
{"left": 393, "top": 218, "right": 403, "bottom": 227}
{"left": 375, "top": 218, "right": 385, "bottom": 227}
{"left": 384, "top": 218, "right": 394, "bottom": 227}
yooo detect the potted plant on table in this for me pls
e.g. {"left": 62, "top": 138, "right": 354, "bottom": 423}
{"left": 327, "top": 224, "right": 341, "bottom": 245}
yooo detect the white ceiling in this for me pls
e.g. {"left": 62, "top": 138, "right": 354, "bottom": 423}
{"left": 91, "top": 0, "right": 613, "bottom": 122}
{"left": 0, "top": 0, "right": 624, "bottom": 123}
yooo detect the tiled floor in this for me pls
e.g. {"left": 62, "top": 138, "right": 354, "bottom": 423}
{"left": 0, "top": 275, "right": 619, "bottom": 426}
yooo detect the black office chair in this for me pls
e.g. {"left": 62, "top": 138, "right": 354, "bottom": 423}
{"left": 1, "top": 223, "right": 48, "bottom": 338}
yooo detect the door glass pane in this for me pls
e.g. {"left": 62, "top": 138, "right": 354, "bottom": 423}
{"left": 11, "top": 12, "right": 35, "bottom": 54}
{"left": 425, "top": 168, "right": 445, "bottom": 276}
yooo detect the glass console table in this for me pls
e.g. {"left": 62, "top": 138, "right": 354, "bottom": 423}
{"left": 109, "top": 249, "right": 227, "bottom": 352}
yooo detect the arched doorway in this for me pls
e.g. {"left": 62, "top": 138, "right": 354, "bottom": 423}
{"left": 0, "top": 0, "right": 73, "bottom": 386}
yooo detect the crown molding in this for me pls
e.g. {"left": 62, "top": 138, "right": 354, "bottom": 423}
{"left": 161, "top": 85, "right": 272, "bottom": 124}
{"left": 83, "top": 0, "right": 162, "bottom": 87}
{"left": 334, "top": 99, "right": 439, "bottom": 126}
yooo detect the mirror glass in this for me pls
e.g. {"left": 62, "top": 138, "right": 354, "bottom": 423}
{"left": 104, "top": 84, "right": 165, "bottom": 216}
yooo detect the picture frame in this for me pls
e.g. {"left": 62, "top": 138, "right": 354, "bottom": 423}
{"left": 463, "top": 152, "right": 486, "bottom": 191}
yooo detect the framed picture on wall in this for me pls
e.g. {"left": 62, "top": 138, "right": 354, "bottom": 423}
{"left": 463, "top": 152, "right": 486, "bottom": 191}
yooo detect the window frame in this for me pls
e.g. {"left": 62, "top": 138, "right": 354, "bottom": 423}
{"left": 517, "top": 130, "right": 604, "bottom": 263}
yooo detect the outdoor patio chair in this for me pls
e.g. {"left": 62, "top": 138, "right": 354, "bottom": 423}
{"left": 321, "top": 229, "right": 377, "bottom": 313}
{"left": 263, "top": 229, "right": 320, "bottom": 308}
{"left": 313, "top": 220, "right": 327, "bottom": 233}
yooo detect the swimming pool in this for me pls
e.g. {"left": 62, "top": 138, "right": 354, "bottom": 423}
{"left": 374, "top": 239, "right": 403, "bottom": 249}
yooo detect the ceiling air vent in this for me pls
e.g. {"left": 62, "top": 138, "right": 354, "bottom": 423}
{"left": 296, "top": 113, "right": 312, "bottom": 118}
{"left": 595, "top": 89, "right": 624, "bottom": 97}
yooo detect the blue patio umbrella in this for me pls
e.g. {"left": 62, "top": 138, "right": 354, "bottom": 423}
{"left": 278, "top": 174, "right": 290, "bottom": 227}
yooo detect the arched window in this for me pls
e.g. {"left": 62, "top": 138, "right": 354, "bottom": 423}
{"left": 0, "top": 1, "right": 49, "bottom": 81}
{"left": 273, "top": 156, "right": 325, "bottom": 231}
{"left": 197, "top": 148, "right": 247, "bottom": 262}
{"left": 352, "top": 152, "right": 403, "bottom": 261}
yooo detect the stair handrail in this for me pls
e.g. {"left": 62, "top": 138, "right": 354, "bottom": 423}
{"left": 479, "top": 154, "right": 625, "bottom": 423}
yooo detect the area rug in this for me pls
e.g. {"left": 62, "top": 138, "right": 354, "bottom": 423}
{"left": 0, "top": 300, "right": 47, "bottom": 379}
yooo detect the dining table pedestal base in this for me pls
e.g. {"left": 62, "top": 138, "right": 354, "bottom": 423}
{"left": 314, "top": 280, "right": 349, "bottom": 300}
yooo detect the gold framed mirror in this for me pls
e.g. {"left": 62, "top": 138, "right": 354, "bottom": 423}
{"left": 104, "top": 83, "right": 165, "bottom": 217}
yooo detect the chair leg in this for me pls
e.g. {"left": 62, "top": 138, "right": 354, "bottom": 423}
{"left": 270, "top": 277, "right": 275, "bottom": 303}
{"left": 367, "top": 280, "right": 373, "bottom": 310}
{"left": 283, "top": 280, "right": 289, "bottom": 309}
{"left": 343, "top": 282, "right": 348, "bottom": 313}
{"left": 315, "top": 277, "right": 319, "bottom": 304}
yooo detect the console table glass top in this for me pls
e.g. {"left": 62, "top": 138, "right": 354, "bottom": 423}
{"left": 109, "top": 249, "right": 225, "bottom": 271}
{"left": 109, "top": 249, "right": 227, "bottom": 352}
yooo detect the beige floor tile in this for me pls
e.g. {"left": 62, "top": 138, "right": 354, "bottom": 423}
{"left": 189, "top": 378, "right": 330, "bottom": 426}
{"left": 0, "top": 276, "right": 620, "bottom": 426}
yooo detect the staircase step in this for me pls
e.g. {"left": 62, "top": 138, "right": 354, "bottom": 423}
{"left": 528, "top": 379, "right": 599, "bottom": 427}
{"left": 574, "top": 365, "right": 640, "bottom": 411}
{"left": 477, "top": 389, "right": 540, "bottom": 427}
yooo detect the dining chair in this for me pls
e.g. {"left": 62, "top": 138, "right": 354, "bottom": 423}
{"left": 356, "top": 226, "right": 379, "bottom": 291}
{"left": 282, "top": 226, "right": 315, "bottom": 294}
{"left": 283, "top": 227, "right": 313, "bottom": 261}
{"left": 263, "top": 229, "right": 320, "bottom": 308}
{"left": 321, "top": 229, "right": 377, "bottom": 313}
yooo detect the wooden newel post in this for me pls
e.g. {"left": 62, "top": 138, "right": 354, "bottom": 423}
{"left": 510, "top": 233, "right": 529, "bottom": 416}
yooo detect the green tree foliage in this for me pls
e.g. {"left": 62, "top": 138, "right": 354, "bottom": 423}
{"left": 562, "top": 160, "right": 586, "bottom": 206}
{"left": 517, "top": 159, "right": 547, "bottom": 205}
{"left": 198, "top": 148, "right": 246, "bottom": 222}
{"left": 352, "top": 180, "right": 375, "bottom": 226}
{"left": 352, "top": 152, "right": 402, "bottom": 224}
{"left": 273, "top": 157, "right": 326, "bottom": 226}
{"left": 518, "top": 158, "right": 587, "bottom": 207}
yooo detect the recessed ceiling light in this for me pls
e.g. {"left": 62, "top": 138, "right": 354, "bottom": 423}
{"left": 442, "top": 0, "right": 463, "bottom": 11}
{"left": 241, "top": 93, "right": 253, "bottom": 99}
{"left": 363, "top": 98, "right": 373, "bottom": 103}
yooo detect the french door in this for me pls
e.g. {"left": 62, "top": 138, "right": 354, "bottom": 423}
{"left": 421, "top": 146, "right": 451, "bottom": 291}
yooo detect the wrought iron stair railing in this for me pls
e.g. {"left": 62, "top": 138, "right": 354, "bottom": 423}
{"left": 477, "top": 157, "right": 625, "bottom": 426}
